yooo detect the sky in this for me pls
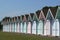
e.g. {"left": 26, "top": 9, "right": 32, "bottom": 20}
{"left": 0, "top": 0, "right": 60, "bottom": 21}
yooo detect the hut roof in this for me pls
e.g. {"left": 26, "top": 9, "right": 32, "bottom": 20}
{"left": 30, "top": 13, "right": 34, "bottom": 20}
{"left": 25, "top": 14, "right": 29, "bottom": 21}
{"left": 49, "top": 6, "right": 58, "bottom": 18}
{"left": 42, "top": 6, "right": 49, "bottom": 17}
{"left": 36, "top": 10, "right": 41, "bottom": 19}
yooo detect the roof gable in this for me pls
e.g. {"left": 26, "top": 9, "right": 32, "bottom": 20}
{"left": 33, "top": 13, "right": 38, "bottom": 21}
{"left": 28, "top": 14, "right": 31, "bottom": 21}
{"left": 46, "top": 9, "right": 54, "bottom": 19}
{"left": 36, "top": 10, "right": 41, "bottom": 20}
{"left": 23, "top": 15, "right": 26, "bottom": 22}
{"left": 42, "top": 6, "right": 49, "bottom": 17}
{"left": 25, "top": 14, "right": 29, "bottom": 21}
{"left": 30, "top": 13, "right": 34, "bottom": 21}
{"left": 20, "top": 15, "right": 24, "bottom": 22}
{"left": 55, "top": 7, "right": 60, "bottom": 19}
{"left": 50, "top": 6, "right": 58, "bottom": 18}
{"left": 39, "top": 10, "right": 46, "bottom": 20}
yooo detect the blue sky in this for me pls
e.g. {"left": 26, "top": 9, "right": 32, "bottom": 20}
{"left": 0, "top": 0, "right": 60, "bottom": 21}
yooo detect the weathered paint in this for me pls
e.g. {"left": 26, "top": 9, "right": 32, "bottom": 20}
{"left": 52, "top": 19, "right": 59, "bottom": 36}
{"left": 44, "top": 20, "right": 50, "bottom": 35}
{"left": 37, "top": 20, "right": 44, "bottom": 35}
{"left": 32, "top": 21, "right": 36, "bottom": 34}
{"left": 27, "top": 22, "right": 31, "bottom": 34}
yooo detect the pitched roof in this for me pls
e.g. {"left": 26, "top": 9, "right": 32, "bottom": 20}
{"left": 3, "top": 17, "right": 11, "bottom": 22}
{"left": 17, "top": 16, "right": 20, "bottom": 20}
{"left": 49, "top": 6, "right": 58, "bottom": 18}
{"left": 30, "top": 13, "right": 34, "bottom": 20}
{"left": 36, "top": 10, "right": 41, "bottom": 19}
{"left": 25, "top": 14, "right": 29, "bottom": 21}
{"left": 42, "top": 6, "right": 49, "bottom": 17}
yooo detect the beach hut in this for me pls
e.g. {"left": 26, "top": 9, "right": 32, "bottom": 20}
{"left": 32, "top": 13, "right": 38, "bottom": 34}
{"left": 45, "top": 8, "right": 54, "bottom": 36}
{"left": 20, "top": 15, "right": 24, "bottom": 33}
{"left": 15, "top": 16, "right": 20, "bottom": 32}
{"left": 42, "top": 7, "right": 49, "bottom": 36}
{"left": 51, "top": 6, "right": 60, "bottom": 36}
{"left": 8, "top": 18, "right": 12, "bottom": 32}
{"left": 2, "top": 17, "right": 7, "bottom": 32}
{"left": 30, "top": 13, "right": 36, "bottom": 34}
{"left": 3, "top": 17, "right": 11, "bottom": 32}
{"left": 23, "top": 15, "right": 27, "bottom": 33}
{"left": 27, "top": 14, "right": 32, "bottom": 34}
{"left": 11, "top": 17, "right": 15, "bottom": 32}
{"left": 36, "top": 10, "right": 40, "bottom": 35}
{"left": 37, "top": 10, "right": 45, "bottom": 35}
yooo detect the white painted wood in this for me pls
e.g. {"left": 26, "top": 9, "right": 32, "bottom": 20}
{"left": 20, "top": 23, "right": 23, "bottom": 33}
{"left": 44, "top": 20, "right": 50, "bottom": 36}
{"left": 23, "top": 22, "right": 27, "bottom": 33}
{"left": 11, "top": 23, "right": 15, "bottom": 32}
{"left": 16, "top": 23, "right": 19, "bottom": 32}
{"left": 52, "top": 19, "right": 59, "bottom": 36}
{"left": 32, "top": 21, "right": 36, "bottom": 34}
{"left": 37, "top": 20, "right": 43, "bottom": 35}
{"left": 15, "top": 23, "right": 17, "bottom": 32}
{"left": 27, "top": 22, "right": 31, "bottom": 34}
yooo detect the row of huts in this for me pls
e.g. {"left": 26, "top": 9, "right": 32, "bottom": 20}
{"left": 1, "top": 6, "right": 60, "bottom": 36}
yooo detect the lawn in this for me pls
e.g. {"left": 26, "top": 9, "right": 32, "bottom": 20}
{"left": 0, "top": 32, "right": 60, "bottom": 40}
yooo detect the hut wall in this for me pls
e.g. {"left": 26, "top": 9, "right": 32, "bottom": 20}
{"left": 52, "top": 19, "right": 59, "bottom": 36}
{"left": 27, "top": 22, "right": 31, "bottom": 34}
{"left": 9, "top": 23, "right": 12, "bottom": 32}
{"left": 11, "top": 23, "right": 15, "bottom": 32}
{"left": 20, "top": 22, "right": 23, "bottom": 33}
{"left": 3, "top": 25, "right": 7, "bottom": 32}
{"left": 16, "top": 23, "right": 20, "bottom": 32}
{"left": 44, "top": 20, "right": 50, "bottom": 35}
{"left": 37, "top": 20, "right": 44, "bottom": 35}
{"left": 23, "top": 22, "right": 27, "bottom": 33}
{"left": 32, "top": 21, "right": 36, "bottom": 34}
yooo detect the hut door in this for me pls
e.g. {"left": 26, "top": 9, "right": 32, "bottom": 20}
{"left": 20, "top": 23, "right": 23, "bottom": 33}
{"left": 44, "top": 20, "right": 50, "bottom": 35}
{"left": 7, "top": 24, "right": 10, "bottom": 32}
{"left": 27, "top": 22, "right": 31, "bottom": 34}
{"left": 23, "top": 22, "right": 27, "bottom": 33}
{"left": 32, "top": 21, "right": 36, "bottom": 34}
{"left": 15, "top": 23, "right": 17, "bottom": 32}
{"left": 11, "top": 23, "right": 15, "bottom": 32}
{"left": 55, "top": 19, "right": 59, "bottom": 36}
{"left": 52, "top": 21, "right": 55, "bottom": 36}
{"left": 3, "top": 25, "right": 6, "bottom": 32}
{"left": 37, "top": 20, "right": 43, "bottom": 35}
{"left": 9, "top": 23, "right": 12, "bottom": 32}
{"left": 16, "top": 23, "right": 20, "bottom": 32}
{"left": 52, "top": 19, "right": 59, "bottom": 36}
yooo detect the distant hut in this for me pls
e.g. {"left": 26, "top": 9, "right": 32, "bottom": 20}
{"left": 27, "top": 14, "right": 32, "bottom": 34}
{"left": 42, "top": 6, "right": 49, "bottom": 36}
{"left": 51, "top": 6, "right": 59, "bottom": 36}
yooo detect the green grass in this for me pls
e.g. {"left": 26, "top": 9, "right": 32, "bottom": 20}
{"left": 0, "top": 32, "right": 60, "bottom": 40}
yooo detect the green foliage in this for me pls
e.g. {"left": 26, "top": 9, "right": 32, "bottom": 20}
{"left": 0, "top": 22, "right": 3, "bottom": 31}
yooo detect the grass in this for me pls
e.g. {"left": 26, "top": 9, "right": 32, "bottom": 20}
{"left": 0, "top": 31, "right": 60, "bottom": 40}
